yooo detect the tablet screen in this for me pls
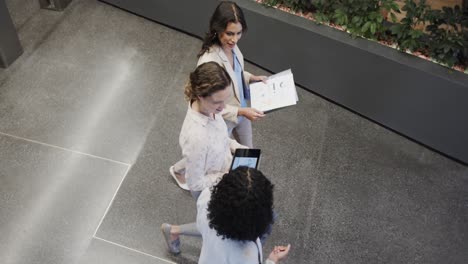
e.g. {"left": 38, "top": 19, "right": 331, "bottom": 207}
{"left": 231, "top": 157, "right": 259, "bottom": 170}
{"left": 230, "top": 149, "right": 261, "bottom": 171}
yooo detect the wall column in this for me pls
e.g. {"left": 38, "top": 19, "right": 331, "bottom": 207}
{"left": 0, "top": 0, "right": 23, "bottom": 68}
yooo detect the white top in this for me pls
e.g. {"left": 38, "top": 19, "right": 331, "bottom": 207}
{"left": 180, "top": 104, "right": 245, "bottom": 191}
{"left": 197, "top": 45, "right": 252, "bottom": 124}
{"left": 197, "top": 188, "right": 269, "bottom": 264}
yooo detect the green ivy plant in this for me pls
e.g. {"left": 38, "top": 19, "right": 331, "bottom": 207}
{"left": 390, "top": 0, "right": 430, "bottom": 51}
{"left": 425, "top": 5, "right": 468, "bottom": 67}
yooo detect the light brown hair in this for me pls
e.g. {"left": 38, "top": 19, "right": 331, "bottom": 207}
{"left": 184, "top": 62, "right": 232, "bottom": 102}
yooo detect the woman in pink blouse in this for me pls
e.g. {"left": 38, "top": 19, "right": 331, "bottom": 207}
{"left": 180, "top": 62, "right": 247, "bottom": 197}
{"left": 161, "top": 62, "right": 247, "bottom": 254}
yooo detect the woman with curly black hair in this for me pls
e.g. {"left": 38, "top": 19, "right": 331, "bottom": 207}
{"left": 196, "top": 167, "right": 291, "bottom": 263}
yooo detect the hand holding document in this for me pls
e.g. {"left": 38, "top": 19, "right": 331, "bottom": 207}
{"left": 250, "top": 69, "right": 298, "bottom": 112}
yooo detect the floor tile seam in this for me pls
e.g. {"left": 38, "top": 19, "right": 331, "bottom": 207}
{"left": 92, "top": 236, "right": 177, "bottom": 264}
{"left": 89, "top": 50, "right": 196, "bottom": 263}
{"left": 93, "top": 164, "right": 132, "bottom": 237}
{"left": 0, "top": 131, "right": 131, "bottom": 166}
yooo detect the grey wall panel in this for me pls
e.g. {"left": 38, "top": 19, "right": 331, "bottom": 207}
{"left": 100, "top": 0, "right": 218, "bottom": 38}
{"left": 0, "top": 0, "right": 23, "bottom": 68}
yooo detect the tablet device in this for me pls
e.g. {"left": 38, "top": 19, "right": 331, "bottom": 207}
{"left": 230, "top": 149, "right": 261, "bottom": 170}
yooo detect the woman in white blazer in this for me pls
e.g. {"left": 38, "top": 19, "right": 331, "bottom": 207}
{"left": 170, "top": 1, "right": 267, "bottom": 190}
{"left": 197, "top": 1, "right": 267, "bottom": 147}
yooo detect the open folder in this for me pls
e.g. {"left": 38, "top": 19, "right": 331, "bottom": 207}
{"left": 250, "top": 69, "right": 298, "bottom": 112}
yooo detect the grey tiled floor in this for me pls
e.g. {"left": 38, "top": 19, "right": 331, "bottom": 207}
{"left": 1, "top": 0, "right": 467, "bottom": 264}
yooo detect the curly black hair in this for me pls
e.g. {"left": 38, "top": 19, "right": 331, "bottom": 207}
{"left": 207, "top": 167, "right": 274, "bottom": 242}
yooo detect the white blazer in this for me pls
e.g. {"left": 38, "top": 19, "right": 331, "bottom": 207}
{"left": 197, "top": 45, "right": 252, "bottom": 124}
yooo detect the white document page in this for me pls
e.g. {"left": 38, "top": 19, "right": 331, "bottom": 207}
{"left": 250, "top": 69, "right": 298, "bottom": 112}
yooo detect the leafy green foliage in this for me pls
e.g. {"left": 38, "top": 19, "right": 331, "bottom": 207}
{"left": 261, "top": 0, "right": 468, "bottom": 69}
{"left": 311, "top": 0, "right": 338, "bottom": 23}
{"left": 379, "top": 0, "right": 400, "bottom": 23}
{"left": 332, "top": 0, "right": 399, "bottom": 39}
{"left": 262, "top": 0, "right": 311, "bottom": 11}
{"left": 390, "top": 0, "right": 429, "bottom": 51}
{"left": 424, "top": 5, "right": 468, "bottom": 67}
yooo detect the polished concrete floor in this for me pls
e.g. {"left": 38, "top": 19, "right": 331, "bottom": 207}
{"left": 1, "top": 0, "right": 467, "bottom": 263}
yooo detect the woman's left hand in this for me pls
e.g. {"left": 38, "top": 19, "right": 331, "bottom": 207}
{"left": 267, "top": 244, "right": 291, "bottom": 263}
{"left": 250, "top": 75, "right": 267, "bottom": 83}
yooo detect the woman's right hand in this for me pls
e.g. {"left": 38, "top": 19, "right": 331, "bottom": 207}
{"left": 238, "top": 107, "right": 265, "bottom": 121}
